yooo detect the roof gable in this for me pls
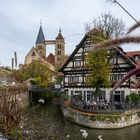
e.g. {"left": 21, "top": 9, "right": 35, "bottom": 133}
{"left": 59, "top": 35, "right": 88, "bottom": 71}
{"left": 25, "top": 47, "right": 40, "bottom": 58}
{"left": 59, "top": 35, "right": 137, "bottom": 72}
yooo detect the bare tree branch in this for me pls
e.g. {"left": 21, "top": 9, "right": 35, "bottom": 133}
{"left": 85, "top": 13, "right": 125, "bottom": 39}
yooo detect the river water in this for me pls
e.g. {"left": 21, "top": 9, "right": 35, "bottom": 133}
{"left": 22, "top": 104, "right": 140, "bottom": 140}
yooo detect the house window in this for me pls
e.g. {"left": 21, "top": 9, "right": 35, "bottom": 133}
{"left": 99, "top": 91, "right": 106, "bottom": 101}
{"left": 75, "top": 91, "right": 80, "bottom": 95}
{"left": 75, "top": 60, "right": 81, "bottom": 67}
{"left": 111, "top": 74, "right": 123, "bottom": 81}
{"left": 68, "top": 76, "right": 79, "bottom": 83}
{"left": 112, "top": 75, "right": 117, "bottom": 81}
{"left": 114, "top": 90, "right": 124, "bottom": 102}
{"left": 114, "top": 91, "right": 121, "bottom": 102}
{"left": 134, "top": 55, "right": 139, "bottom": 60}
{"left": 87, "top": 91, "right": 91, "bottom": 101}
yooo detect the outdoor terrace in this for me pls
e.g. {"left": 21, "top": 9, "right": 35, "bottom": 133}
{"left": 69, "top": 99, "right": 140, "bottom": 114}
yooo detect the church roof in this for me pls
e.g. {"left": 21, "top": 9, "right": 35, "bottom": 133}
{"left": 56, "top": 29, "right": 64, "bottom": 40}
{"left": 46, "top": 53, "right": 55, "bottom": 66}
{"left": 36, "top": 25, "right": 45, "bottom": 44}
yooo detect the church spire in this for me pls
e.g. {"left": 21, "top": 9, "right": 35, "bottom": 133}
{"left": 56, "top": 28, "right": 64, "bottom": 40}
{"left": 36, "top": 25, "right": 45, "bottom": 44}
{"left": 59, "top": 28, "right": 61, "bottom": 33}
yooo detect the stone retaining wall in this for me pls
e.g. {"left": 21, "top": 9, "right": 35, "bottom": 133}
{"left": 0, "top": 85, "right": 29, "bottom": 109}
{"left": 62, "top": 106, "right": 140, "bottom": 129}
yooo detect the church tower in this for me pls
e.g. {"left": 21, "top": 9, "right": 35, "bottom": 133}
{"left": 55, "top": 29, "right": 65, "bottom": 68}
{"left": 36, "top": 25, "right": 46, "bottom": 58}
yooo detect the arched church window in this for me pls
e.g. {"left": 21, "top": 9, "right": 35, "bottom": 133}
{"left": 32, "top": 52, "right": 36, "bottom": 56}
{"left": 58, "top": 44, "right": 62, "bottom": 49}
{"left": 38, "top": 45, "right": 43, "bottom": 49}
{"left": 57, "top": 51, "right": 61, "bottom": 55}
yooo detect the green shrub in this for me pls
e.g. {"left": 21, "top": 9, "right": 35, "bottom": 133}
{"left": 60, "top": 92, "right": 70, "bottom": 100}
{"left": 8, "top": 128, "right": 21, "bottom": 140}
{"left": 126, "top": 93, "right": 140, "bottom": 104}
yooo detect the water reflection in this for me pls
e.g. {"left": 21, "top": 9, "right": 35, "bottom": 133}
{"left": 23, "top": 104, "right": 140, "bottom": 140}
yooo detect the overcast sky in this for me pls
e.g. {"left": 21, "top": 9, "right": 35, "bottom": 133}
{"left": 0, "top": 0, "right": 140, "bottom": 67}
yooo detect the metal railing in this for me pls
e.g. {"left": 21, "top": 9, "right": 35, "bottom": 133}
{"left": 69, "top": 100, "right": 140, "bottom": 114}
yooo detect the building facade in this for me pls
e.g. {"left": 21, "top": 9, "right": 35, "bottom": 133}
{"left": 59, "top": 29, "right": 139, "bottom": 103}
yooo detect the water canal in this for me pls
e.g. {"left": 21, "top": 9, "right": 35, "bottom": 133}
{"left": 22, "top": 104, "right": 140, "bottom": 140}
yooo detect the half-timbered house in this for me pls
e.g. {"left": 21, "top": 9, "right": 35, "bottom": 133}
{"left": 59, "top": 29, "right": 139, "bottom": 103}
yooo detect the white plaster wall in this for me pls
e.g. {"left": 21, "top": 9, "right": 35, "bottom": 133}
{"left": 64, "top": 87, "right": 138, "bottom": 102}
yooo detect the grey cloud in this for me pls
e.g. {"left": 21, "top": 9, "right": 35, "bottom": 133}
{"left": 0, "top": 0, "right": 140, "bottom": 67}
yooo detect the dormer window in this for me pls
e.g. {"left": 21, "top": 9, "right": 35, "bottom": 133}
{"left": 133, "top": 55, "right": 139, "bottom": 60}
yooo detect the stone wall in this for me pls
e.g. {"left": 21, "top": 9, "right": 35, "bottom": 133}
{"left": 0, "top": 85, "right": 29, "bottom": 110}
{"left": 62, "top": 107, "right": 140, "bottom": 129}
{"left": 0, "top": 85, "right": 29, "bottom": 134}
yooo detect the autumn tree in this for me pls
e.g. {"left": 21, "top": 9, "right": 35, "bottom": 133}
{"left": 85, "top": 13, "right": 125, "bottom": 101}
{"left": 13, "top": 61, "right": 52, "bottom": 87}
{"left": 86, "top": 49, "right": 111, "bottom": 101}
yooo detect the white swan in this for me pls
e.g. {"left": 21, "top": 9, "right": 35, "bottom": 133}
{"left": 98, "top": 135, "right": 103, "bottom": 140}
{"left": 80, "top": 129, "right": 88, "bottom": 138}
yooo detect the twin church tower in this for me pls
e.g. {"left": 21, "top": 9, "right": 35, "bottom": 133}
{"left": 24, "top": 25, "right": 65, "bottom": 71}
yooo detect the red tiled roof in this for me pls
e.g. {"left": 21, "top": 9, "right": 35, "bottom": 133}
{"left": 46, "top": 53, "right": 55, "bottom": 66}
{"left": 126, "top": 51, "right": 140, "bottom": 66}
{"left": 126, "top": 51, "right": 140, "bottom": 57}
